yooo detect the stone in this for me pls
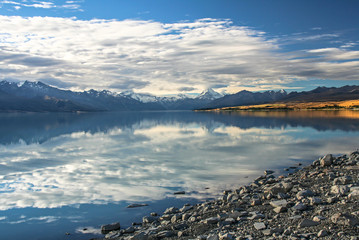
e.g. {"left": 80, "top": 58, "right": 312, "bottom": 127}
{"left": 248, "top": 212, "right": 265, "bottom": 220}
{"left": 331, "top": 213, "right": 359, "bottom": 226}
{"left": 317, "top": 230, "right": 329, "bottom": 237}
{"left": 126, "top": 203, "right": 148, "bottom": 208}
{"left": 320, "top": 154, "right": 333, "bottom": 167}
{"left": 142, "top": 216, "right": 158, "bottom": 224}
{"left": 333, "top": 176, "right": 352, "bottom": 185}
{"left": 313, "top": 215, "right": 326, "bottom": 222}
{"left": 218, "top": 233, "right": 234, "bottom": 240}
{"left": 254, "top": 222, "right": 266, "bottom": 230}
{"left": 292, "top": 202, "right": 307, "bottom": 211}
{"left": 270, "top": 199, "right": 288, "bottom": 208}
{"left": 331, "top": 185, "right": 349, "bottom": 195}
{"left": 296, "top": 189, "right": 314, "bottom": 198}
{"left": 349, "top": 190, "right": 359, "bottom": 199}
{"left": 273, "top": 206, "right": 287, "bottom": 213}
{"left": 264, "top": 170, "right": 274, "bottom": 175}
{"left": 156, "top": 230, "right": 175, "bottom": 238}
{"left": 309, "top": 197, "right": 322, "bottom": 205}
{"left": 129, "top": 232, "right": 148, "bottom": 240}
{"left": 298, "top": 219, "right": 320, "bottom": 228}
{"left": 101, "top": 222, "right": 121, "bottom": 234}
{"left": 180, "top": 205, "right": 193, "bottom": 212}
{"left": 174, "top": 191, "right": 185, "bottom": 195}
{"left": 204, "top": 217, "right": 220, "bottom": 224}
{"left": 251, "top": 199, "right": 261, "bottom": 206}
{"left": 207, "top": 234, "right": 219, "bottom": 240}
{"left": 171, "top": 214, "right": 181, "bottom": 223}
{"left": 124, "top": 226, "right": 135, "bottom": 233}
{"left": 105, "top": 231, "right": 122, "bottom": 239}
{"left": 164, "top": 207, "right": 179, "bottom": 214}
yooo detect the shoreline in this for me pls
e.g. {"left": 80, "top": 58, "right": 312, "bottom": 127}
{"left": 94, "top": 151, "right": 359, "bottom": 240}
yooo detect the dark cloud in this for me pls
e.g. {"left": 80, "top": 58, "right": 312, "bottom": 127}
{"left": 178, "top": 87, "right": 197, "bottom": 92}
{"left": 109, "top": 80, "right": 150, "bottom": 90}
{"left": 8, "top": 56, "right": 64, "bottom": 67}
{"left": 38, "top": 78, "right": 78, "bottom": 89}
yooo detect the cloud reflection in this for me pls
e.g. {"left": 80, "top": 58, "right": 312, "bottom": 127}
{"left": 0, "top": 112, "right": 358, "bottom": 211}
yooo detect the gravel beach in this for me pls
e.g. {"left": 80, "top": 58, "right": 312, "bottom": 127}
{"left": 94, "top": 151, "right": 359, "bottom": 240}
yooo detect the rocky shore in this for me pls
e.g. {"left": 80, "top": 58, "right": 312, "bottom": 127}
{"left": 94, "top": 151, "right": 359, "bottom": 240}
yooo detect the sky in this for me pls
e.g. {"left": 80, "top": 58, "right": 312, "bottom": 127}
{"left": 0, "top": 0, "right": 358, "bottom": 95}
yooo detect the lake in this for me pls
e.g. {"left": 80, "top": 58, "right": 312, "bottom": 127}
{"left": 0, "top": 110, "right": 359, "bottom": 240}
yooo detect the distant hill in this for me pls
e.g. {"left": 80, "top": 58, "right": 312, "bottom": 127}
{"left": 201, "top": 85, "right": 359, "bottom": 110}
{"left": 0, "top": 81, "right": 224, "bottom": 112}
{"left": 1, "top": 80, "right": 359, "bottom": 112}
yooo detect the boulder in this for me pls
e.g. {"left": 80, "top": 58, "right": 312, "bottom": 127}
{"left": 320, "top": 154, "right": 333, "bottom": 167}
{"left": 101, "top": 222, "right": 121, "bottom": 234}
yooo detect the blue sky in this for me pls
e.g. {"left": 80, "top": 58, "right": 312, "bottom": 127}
{"left": 0, "top": 0, "right": 358, "bottom": 95}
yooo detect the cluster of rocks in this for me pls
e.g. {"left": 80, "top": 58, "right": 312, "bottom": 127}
{"left": 95, "top": 151, "right": 359, "bottom": 240}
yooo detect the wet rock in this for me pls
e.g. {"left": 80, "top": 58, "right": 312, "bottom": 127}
{"left": 142, "top": 215, "right": 158, "bottom": 224}
{"left": 174, "top": 191, "right": 185, "bottom": 195}
{"left": 105, "top": 230, "right": 122, "bottom": 239}
{"left": 164, "top": 207, "right": 179, "bottom": 214}
{"left": 101, "top": 222, "right": 121, "bottom": 234}
{"left": 126, "top": 203, "right": 148, "bottom": 208}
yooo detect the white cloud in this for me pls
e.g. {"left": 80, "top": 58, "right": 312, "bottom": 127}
{"left": 0, "top": 0, "right": 82, "bottom": 10}
{"left": 0, "top": 15, "right": 358, "bottom": 95}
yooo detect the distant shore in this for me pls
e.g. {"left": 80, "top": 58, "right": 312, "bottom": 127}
{"left": 196, "top": 99, "right": 359, "bottom": 112}
{"left": 93, "top": 151, "right": 359, "bottom": 240}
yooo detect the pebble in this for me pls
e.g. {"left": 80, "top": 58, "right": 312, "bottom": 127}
{"left": 96, "top": 151, "right": 359, "bottom": 240}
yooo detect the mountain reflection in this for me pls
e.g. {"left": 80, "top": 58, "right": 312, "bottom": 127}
{"left": 0, "top": 111, "right": 358, "bottom": 211}
{"left": 0, "top": 110, "right": 359, "bottom": 146}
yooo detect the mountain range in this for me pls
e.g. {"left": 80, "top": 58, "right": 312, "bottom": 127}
{"left": 0, "top": 80, "right": 359, "bottom": 112}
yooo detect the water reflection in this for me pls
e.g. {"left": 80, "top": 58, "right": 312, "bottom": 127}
{"left": 0, "top": 111, "right": 358, "bottom": 239}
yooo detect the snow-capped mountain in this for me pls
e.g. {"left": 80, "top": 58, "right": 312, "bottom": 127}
{"left": 197, "top": 88, "right": 224, "bottom": 100}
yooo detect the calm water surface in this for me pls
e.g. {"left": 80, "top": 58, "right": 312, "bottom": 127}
{"left": 0, "top": 110, "right": 359, "bottom": 240}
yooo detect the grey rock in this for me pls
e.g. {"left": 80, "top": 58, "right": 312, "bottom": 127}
{"left": 264, "top": 170, "right": 274, "bottom": 175}
{"left": 292, "top": 202, "right": 307, "bottom": 211}
{"left": 320, "top": 154, "right": 333, "bottom": 167}
{"left": 180, "top": 205, "right": 193, "bottom": 212}
{"left": 313, "top": 215, "right": 326, "bottom": 222}
{"left": 128, "top": 232, "right": 148, "bottom": 240}
{"left": 218, "top": 232, "right": 234, "bottom": 240}
{"left": 204, "top": 217, "right": 220, "bottom": 224}
{"left": 254, "top": 222, "right": 266, "bottom": 230}
{"left": 309, "top": 197, "right": 322, "bottom": 205}
{"left": 298, "top": 219, "right": 320, "bottom": 228}
{"left": 273, "top": 206, "right": 287, "bottom": 213}
{"left": 333, "top": 176, "right": 353, "bottom": 185}
{"left": 163, "top": 207, "right": 179, "bottom": 214}
{"left": 296, "top": 189, "right": 314, "bottom": 198}
{"left": 142, "top": 216, "right": 158, "bottom": 224}
{"left": 331, "top": 213, "right": 359, "bottom": 226}
{"left": 270, "top": 199, "right": 288, "bottom": 208}
{"left": 105, "top": 230, "right": 122, "bottom": 239}
{"left": 101, "top": 222, "right": 121, "bottom": 234}
{"left": 127, "top": 203, "right": 148, "bottom": 208}
{"left": 331, "top": 185, "right": 349, "bottom": 195}
{"left": 317, "top": 230, "right": 329, "bottom": 237}
{"left": 207, "top": 234, "right": 219, "bottom": 240}
{"left": 156, "top": 230, "right": 175, "bottom": 238}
